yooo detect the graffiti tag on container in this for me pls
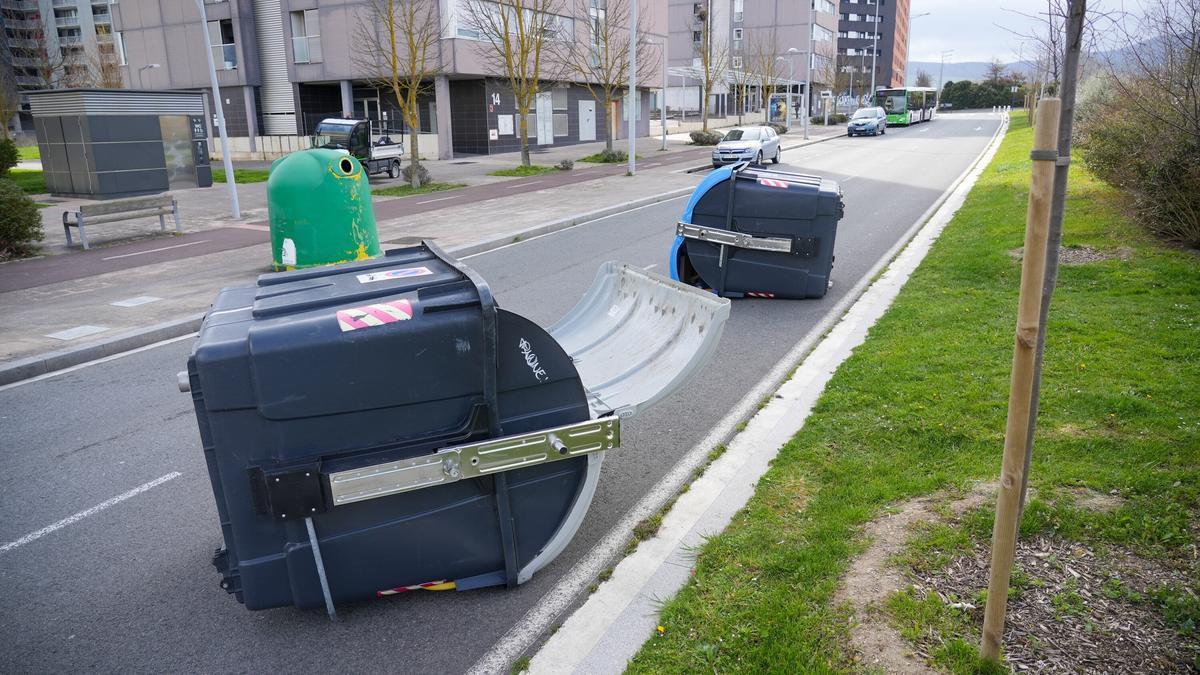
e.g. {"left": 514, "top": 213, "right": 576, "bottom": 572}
{"left": 518, "top": 338, "right": 549, "bottom": 382}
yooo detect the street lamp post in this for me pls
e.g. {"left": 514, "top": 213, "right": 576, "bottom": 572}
{"left": 137, "top": 63, "right": 160, "bottom": 89}
{"left": 195, "top": 0, "right": 239, "bottom": 220}
{"left": 905, "top": 11, "right": 931, "bottom": 86}
{"left": 628, "top": 0, "right": 637, "bottom": 175}
{"left": 937, "top": 49, "right": 954, "bottom": 107}
{"left": 868, "top": 0, "right": 882, "bottom": 94}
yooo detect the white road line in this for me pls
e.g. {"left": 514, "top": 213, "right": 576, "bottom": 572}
{"left": 0, "top": 332, "right": 198, "bottom": 393}
{"left": 101, "top": 240, "right": 210, "bottom": 261}
{"left": 461, "top": 194, "right": 691, "bottom": 260}
{"left": 415, "top": 195, "right": 458, "bottom": 205}
{"left": 506, "top": 180, "right": 543, "bottom": 188}
{"left": 0, "top": 472, "right": 182, "bottom": 554}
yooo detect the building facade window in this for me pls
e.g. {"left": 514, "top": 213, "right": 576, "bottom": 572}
{"left": 290, "top": 9, "right": 321, "bottom": 63}
{"left": 115, "top": 30, "right": 126, "bottom": 65}
{"left": 812, "top": 24, "right": 833, "bottom": 42}
{"left": 207, "top": 19, "right": 237, "bottom": 69}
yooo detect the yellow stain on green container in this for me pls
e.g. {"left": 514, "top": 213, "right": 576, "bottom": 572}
{"left": 267, "top": 148, "right": 382, "bottom": 270}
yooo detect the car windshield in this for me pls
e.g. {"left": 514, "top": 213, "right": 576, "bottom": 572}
{"left": 723, "top": 129, "right": 760, "bottom": 141}
{"left": 852, "top": 109, "right": 877, "bottom": 119}
{"left": 313, "top": 122, "right": 355, "bottom": 149}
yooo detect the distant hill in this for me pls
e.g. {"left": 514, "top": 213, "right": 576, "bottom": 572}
{"left": 906, "top": 61, "right": 1039, "bottom": 86}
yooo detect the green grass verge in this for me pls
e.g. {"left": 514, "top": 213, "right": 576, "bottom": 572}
{"left": 6, "top": 169, "right": 46, "bottom": 194}
{"left": 628, "top": 111, "right": 1200, "bottom": 672}
{"left": 211, "top": 168, "right": 271, "bottom": 183}
{"left": 370, "top": 182, "right": 466, "bottom": 198}
{"left": 18, "top": 145, "right": 40, "bottom": 160}
{"left": 487, "top": 164, "right": 557, "bottom": 177}
{"left": 578, "top": 152, "right": 642, "bottom": 163}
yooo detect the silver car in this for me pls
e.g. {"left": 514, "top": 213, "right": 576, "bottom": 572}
{"left": 712, "top": 126, "right": 782, "bottom": 168}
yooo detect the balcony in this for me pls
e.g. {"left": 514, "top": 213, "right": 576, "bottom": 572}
{"left": 95, "top": 30, "right": 113, "bottom": 42}
{"left": 58, "top": 35, "right": 83, "bottom": 46}
{"left": 5, "top": 17, "right": 41, "bottom": 29}
{"left": 10, "top": 55, "right": 40, "bottom": 67}
{"left": 0, "top": 0, "right": 38, "bottom": 10}
{"left": 93, "top": 13, "right": 112, "bottom": 25}
{"left": 51, "top": 0, "right": 76, "bottom": 7}
{"left": 56, "top": 15, "right": 81, "bottom": 28}
{"left": 15, "top": 75, "right": 44, "bottom": 87}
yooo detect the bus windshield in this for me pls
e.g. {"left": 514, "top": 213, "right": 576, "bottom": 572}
{"left": 876, "top": 90, "right": 907, "bottom": 114}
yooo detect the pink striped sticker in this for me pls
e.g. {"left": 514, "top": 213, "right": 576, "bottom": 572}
{"left": 758, "top": 178, "right": 788, "bottom": 189}
{"left": 337, "top": 299, "right": 413, "bottom": 332}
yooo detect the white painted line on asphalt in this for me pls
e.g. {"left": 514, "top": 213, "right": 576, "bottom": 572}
{"left": 101, "top": 240, "right": 210, "bottom": 261}
{"left": 0, "top": 332, "right": 198, "bottom": 393}
{"left": 461, "top": 194, "right": 691, "bottom": 261}
{"left": 0, "top": 472, "right": 182, "bottom": 555}
{"left": 470, "top": 116, "right": 1009, "bottom": 675}
{"left": 110, "top": 295, "right": 163, "bottom": 308}
{"left": 415, "top": 195, "right": 458, "bottom": 205}
{"left": 45, "top": 325, "right": 109, "bottom": 341}
{"left": 506, "top": 180, "right": 544, "bottom": 189}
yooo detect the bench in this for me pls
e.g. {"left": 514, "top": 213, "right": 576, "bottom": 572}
{"left": 62, "top": 194, "right": 181, "bottom": 250}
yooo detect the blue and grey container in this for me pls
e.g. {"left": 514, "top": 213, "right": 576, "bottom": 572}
{"left": 184, "top": 242, "right": 729, "bottom": 613}
{"left": 671, "top": 164, "right": 844, "bottom": 299}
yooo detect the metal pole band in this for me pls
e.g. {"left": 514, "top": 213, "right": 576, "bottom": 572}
{"left": 1029, "top": 150, "right": 1058, "bottom": 161}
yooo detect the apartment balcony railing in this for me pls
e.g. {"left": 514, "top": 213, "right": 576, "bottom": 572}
{"left": 58, "top": 35, "right": 84, "bottom": 46}
{"left": 10, "top": 55, "right": 40, "bottom": 67}
{"left": 5, "top": 17, "right": 40, "bottom": 29}
{"left": 15, "top": 75, "right": 44, "bottom": 87}
{"left": 51, "top": 0, "right": 76, "bottom": 7}
{"left": 56, "top": 16, "right": 81, "bottom": 27}
{"left": 93, "top": 14, "right": 112, "bottom": 25}
{"left": 95, "top": 30, "right": 113, "bottom": 41}
{"left": 0, "top": 0, "right": 39, "bottom": 11}
{"left": 6, "top": 37, "right": 41, "bottom": 49}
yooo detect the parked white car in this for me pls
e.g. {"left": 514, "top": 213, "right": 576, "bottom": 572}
{"left": 712, "top": 126, "right": 782, "bottom": 168}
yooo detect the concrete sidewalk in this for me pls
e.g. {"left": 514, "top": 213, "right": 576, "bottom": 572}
{"left": 0, "top": 125, "right": 844, "bottom": 382}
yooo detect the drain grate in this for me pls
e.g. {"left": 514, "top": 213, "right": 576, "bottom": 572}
{"left": 449, "top": 161, "right": 477, "bottom": 165}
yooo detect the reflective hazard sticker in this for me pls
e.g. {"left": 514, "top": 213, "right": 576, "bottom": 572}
{"left": 356, "top": 266, "right": 433, "bottom": 284}
{"left": 758, "top": 178, "right": 788, "bottom": 189}
{"left": 337, "top": 299, "right": 413, "bottom": 332}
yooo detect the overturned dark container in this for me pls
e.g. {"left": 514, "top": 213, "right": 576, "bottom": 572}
{"left": 183, "top": 242, "right": 728, "bottom": 613}
{"left": 670, "top": 164, "right": 844, "bottom": 299}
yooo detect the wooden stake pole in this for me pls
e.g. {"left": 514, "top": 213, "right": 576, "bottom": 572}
{"left": 980, "top": 97, "right": 1061, "bottom": 663}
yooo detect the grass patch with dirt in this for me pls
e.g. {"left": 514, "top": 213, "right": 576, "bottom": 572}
{"left": 370, "top": 182, "right": 466, "bottom": 198}
{"left": 7, "top": 169, "right": 46, "bottom": 194}
{"left": 211, "top": 168, "right": 271, "bottom": 183}
{"left": 628, "top": 111, "right": 1199, "bottom": 672}
{"left": 487, "top": 164, "right": 557, "bottom": 177}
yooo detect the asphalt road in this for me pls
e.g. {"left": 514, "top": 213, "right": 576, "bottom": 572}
{"left": 0, "top": 112, "right": 1002, "bottom": 674}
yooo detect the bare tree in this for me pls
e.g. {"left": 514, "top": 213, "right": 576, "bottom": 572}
{"left": 561, "top": 0, "right": 657, "bottom": 151}
{"left": 694, "top": 4, "right": 728, "bottom": 131}
{"left": 0, "top": 83, "right": 20, "bottom": 140}
{"left": 90, "top": 27, "right": 125, "bottom": 89}
{"left": 915, "top": 70, "right": 932, "bottom": 87}
{"left": 726, "top": 57, "right": 756, "bottom": 125}
{"left": 463, "top": 0, "right": 568, "bottom": 166}
{"left": 357, "top": 0, "right": 442, "bottom": 186}
{"left": 748, "top": 31, "right": 783, "bottom": 124}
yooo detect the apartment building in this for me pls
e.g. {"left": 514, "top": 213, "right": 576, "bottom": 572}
{"left": 1, "top": 0, "right": 120, "bottom": 134}
{"left": 835, "top": 0, "right": 909, "bottom": 99}
{"left": 666, "top": 0, "right": 838, "bottom": 119}
{"left": 110, "top": 0, "right": 667, "bottom": 159}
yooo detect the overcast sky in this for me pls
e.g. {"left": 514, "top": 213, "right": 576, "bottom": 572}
{"left": 908, "top": 0, "right": 1056, "bottom": 63}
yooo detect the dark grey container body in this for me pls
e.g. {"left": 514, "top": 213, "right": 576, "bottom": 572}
{"left": 678, "top": 166, "right": 844, "bottom": 299}
{"left": 186, "top": 243, "right": 592, "bottom": 610}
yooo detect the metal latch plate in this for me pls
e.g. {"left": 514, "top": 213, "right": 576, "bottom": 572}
{"left": 328, "top": 418, "right": 621, "bottom": 507}
{"left": 676, "top": 222, "right": 793, "bottom": 253}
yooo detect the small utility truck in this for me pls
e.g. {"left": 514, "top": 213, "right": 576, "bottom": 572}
{"left": 312, "top": 118, "right": 405, "bottom": 178}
